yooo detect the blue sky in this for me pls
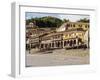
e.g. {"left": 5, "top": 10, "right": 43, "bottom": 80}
{"left": 26, "top": 12, "right": 89, "bottom": 22}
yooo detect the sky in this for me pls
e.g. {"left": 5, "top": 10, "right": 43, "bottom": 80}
{"left": 26, "top": 12, "right": 89, "bottom": 22}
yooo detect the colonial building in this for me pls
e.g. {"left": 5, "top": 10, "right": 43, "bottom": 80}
{"left": 26, "top": 22, "right": 52, "bottom": 49}
{"left": 39, "top": 29, "right": 86, "bottom": 50}
{"left": 56, "top": 22, "right": 89, "bottom": 32}
{"left": 26, "top": 22, "right": 89, "bottom": 50}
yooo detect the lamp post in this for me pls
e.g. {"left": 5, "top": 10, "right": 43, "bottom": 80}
{"left": 29, "top": 37, "right": 31, "bottom": 54}
{"left": 27, "top": 37, "right": 31, "bottom": 54}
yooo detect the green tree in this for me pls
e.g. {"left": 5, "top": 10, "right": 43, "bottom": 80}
{"left": 26, "top": 16, "right": 63, "bottom": 28}
{"left": 63, "top": 19, "right": 69, "bottom": 23}
{"left": 77, "top": 18, "right": 89, "bottom": 23}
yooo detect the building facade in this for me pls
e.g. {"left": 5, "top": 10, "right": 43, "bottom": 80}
{"left": 26, "top": 22, "right": 89, "bottom": 50}
{"left": 39, "top": 29, "right": 86, "bottom": 50}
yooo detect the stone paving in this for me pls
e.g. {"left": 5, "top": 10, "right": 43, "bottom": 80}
{"left": 26, "top": 49, "right": 89, "bottom": 67}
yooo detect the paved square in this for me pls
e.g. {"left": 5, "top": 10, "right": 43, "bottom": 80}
{"left": 26, "top": 49, "right": 89, "bottom": 67}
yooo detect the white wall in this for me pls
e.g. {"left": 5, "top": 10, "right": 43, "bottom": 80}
{"left": 0, "top": 0, "right": 100, "bottom": 80}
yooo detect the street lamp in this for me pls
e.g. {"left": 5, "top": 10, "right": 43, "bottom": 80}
{"left": 26, "top": 38, "right": 31, "bottom": 54}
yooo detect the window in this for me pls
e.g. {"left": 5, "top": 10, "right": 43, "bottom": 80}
{"left": 73, "top": 24, "right": 75, "bottom": 27}
{"left": 85, "top": 25, "right": 87, "bottom": 28}
{"left": 64, "top": 41, "right": 67, "bottom": 46}
{"left": 73, "top": 40, "right": 76, "bottom": 44}
{"left": 41, "top": 44, "right": 44, "bottom": 48}
{"left": 52, "top": 43, "right": 54, "bottom": 47}
{"left": 67, "top": 24, "right": 70, "bottom": 27}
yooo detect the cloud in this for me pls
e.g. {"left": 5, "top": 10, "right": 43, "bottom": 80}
{"left": 59, "top": 14, "right": 90, "bottom": 22}
{"left": 26, "top": 12, "right": 90, "bottom": 22}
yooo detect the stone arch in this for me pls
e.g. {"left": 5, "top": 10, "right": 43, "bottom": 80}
{"left": 64, "top": 41, "right": 67, "bottom": 46}
{"left": 69, "top": 40, "right": 73, "bottom": 47}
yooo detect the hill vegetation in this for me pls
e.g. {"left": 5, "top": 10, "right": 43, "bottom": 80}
{"left": 26, "top": 16, "right": 89, "bottom": 28}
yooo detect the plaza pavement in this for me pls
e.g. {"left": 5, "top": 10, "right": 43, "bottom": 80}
{"left": 26, "top": 49, "right": 89, "bottom": 67}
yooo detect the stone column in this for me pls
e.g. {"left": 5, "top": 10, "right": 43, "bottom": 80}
{"left": 76, "top": 38, "right": 78, "bottom": 48}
